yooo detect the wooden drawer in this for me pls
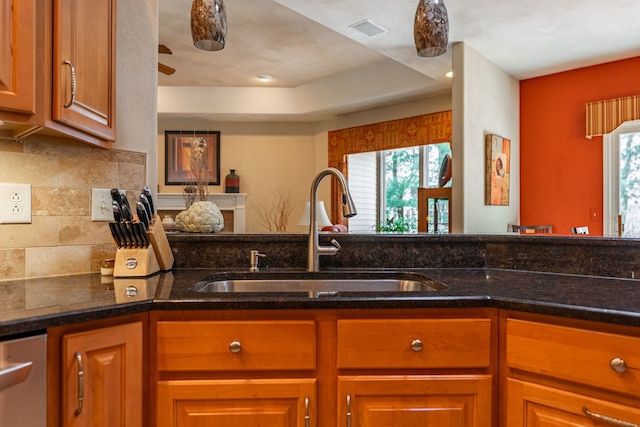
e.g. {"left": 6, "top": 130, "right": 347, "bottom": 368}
{"left": 506, "top": 319, "right": 640, "bottom": 395}
{"left": 157, "top": 320, "right": 316, "bottom": 372}
{"left": 337, "top": 318, "right": 492, "bottom": 369}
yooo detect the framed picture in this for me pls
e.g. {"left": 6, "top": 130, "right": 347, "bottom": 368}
{"left": 165, "top": 131, "right": 220, "bottom": 185}
{"left": 485, "top": 134, "right": 510, "bottom": 206}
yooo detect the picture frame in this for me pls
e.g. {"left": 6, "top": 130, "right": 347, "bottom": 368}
{"left": 164, "top": 130, "right": 220, "bottom": 186}
{"left": 485, "top": 133, "right": 510, "bottom": 206}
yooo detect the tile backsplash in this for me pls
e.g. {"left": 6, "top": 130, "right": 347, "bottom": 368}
{"left": 0, "top": 135, "right": 146, "bottom": 280}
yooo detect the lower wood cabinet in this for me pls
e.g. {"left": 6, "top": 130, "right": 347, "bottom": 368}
{"left": 157, "top": 379, "right": 315, "bottom": 427}
{"left": 507, "top": 378, "right": 640, "bottom": 426}
{"left": 48, "top": 315, "right": 145, "bottom": 427}
{"left": 338, "top": 375, "right": 492, "bottom": 426}
{"left": 503, "top": 312, "right": 640, "bottom": 427}
{"left": 152, "top": 308, "right": 497, "bottom": 427}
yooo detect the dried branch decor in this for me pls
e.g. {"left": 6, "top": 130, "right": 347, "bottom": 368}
{"left": 188, "top": 137, "right": 210, "bottom": 202}
{"left": 256, "top": 186, "right": 293, "bottom": 232}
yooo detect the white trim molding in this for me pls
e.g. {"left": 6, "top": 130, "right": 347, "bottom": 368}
{"left": 156, "top": 193, "right": 247, "bottom": 233}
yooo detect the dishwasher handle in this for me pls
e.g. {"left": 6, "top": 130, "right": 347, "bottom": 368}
{"left": 0, "top": 361, "right": 33, "bottom": 391}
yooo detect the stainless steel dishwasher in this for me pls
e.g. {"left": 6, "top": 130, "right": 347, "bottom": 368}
{"left": 0, "top": 333, "right": 46, "bottom": 427}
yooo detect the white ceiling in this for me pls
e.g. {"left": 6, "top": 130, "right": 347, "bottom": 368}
{"left": 158, "top": 0, "right": 640, "bottom": 121}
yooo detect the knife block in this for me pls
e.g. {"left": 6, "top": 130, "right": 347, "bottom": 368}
{"left": 147, "top": 215, "right": 174, "bottom": 270}
{"left": 113, "top": 246, "right": 160, "bottom": 277}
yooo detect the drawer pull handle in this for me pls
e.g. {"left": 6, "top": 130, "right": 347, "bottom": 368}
{"left": 411, "top": 339, "right": 423, "bottom": 352}
{"left": 74, "top": 352, "right": 84, "bottom": 416}
{"left": 583, "top": 407, "right": 639, "bottom": 427}
{"left": 610, "top": 357, "right": 628, "bottom": 373}
{"left": 346, "top": 393, "right": 352, "bottom": 427}
{"left": 229, "top": 341, "right": 242, "bottom": 354}
{"left": 304, "top": 396, "right": 310, "bottom": 427}
{"left": 63, "top": 60, "right": 77, "bottom": 108}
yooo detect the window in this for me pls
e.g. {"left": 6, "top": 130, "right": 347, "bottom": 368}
{"left": 604, "top": 120, "right": 640, "bottom": 237}
{"left": 347, "top": 143, "right": 451, "bottom": 232}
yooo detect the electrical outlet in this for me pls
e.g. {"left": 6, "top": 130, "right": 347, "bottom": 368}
{"left": 92, "top": 188, "right": 124, "bottom": 221}
{"left": 0, "top": 183, "right": 32, "bottom": 224}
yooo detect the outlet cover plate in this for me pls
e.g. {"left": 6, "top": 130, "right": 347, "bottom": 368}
{"left": 0, "top": 183, "right": 32, "bottom": 224}
{"left": 92, "top": 188, "right": 123, "bottom": 221}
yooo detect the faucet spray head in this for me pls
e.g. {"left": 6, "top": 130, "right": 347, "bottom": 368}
{"left": 342, "top": 192, "right": 357, "bottom": 218}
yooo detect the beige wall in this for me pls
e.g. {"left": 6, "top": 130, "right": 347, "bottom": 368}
{"left": 451, "top": 42, "right": 520, "bottom": 233}
{"left": 158, "top": 120, "right": 317, "bottom": 233}
{"left": 0, "top": 0, "right": 158, "bottom": 281}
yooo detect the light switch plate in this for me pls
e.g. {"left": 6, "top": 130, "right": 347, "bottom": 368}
{"left": 92, "top": 188, "right": 124, "bottom": 221}
{"left": 0, "top": 183, "right": 32, "bottom": 224}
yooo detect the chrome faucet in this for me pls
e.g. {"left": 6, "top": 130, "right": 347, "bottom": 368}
{"left": 307, "top": 168, "right": 357, "bottom": 272}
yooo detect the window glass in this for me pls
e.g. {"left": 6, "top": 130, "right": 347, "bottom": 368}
{"left": 603, "top": 120, "right": 640, "bottom": 236}
{"left": 619, "top": 130, "right": 640, "bottom": 237}
{"left": 347, "top": 142, "right": 451, "bottom": 233}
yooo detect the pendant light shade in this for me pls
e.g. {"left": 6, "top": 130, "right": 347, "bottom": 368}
{"left": 413, "top": 0, "right": 449, "bottom": 57}
{"left": 191, "top": 0, "right": 227, "bottom": 51}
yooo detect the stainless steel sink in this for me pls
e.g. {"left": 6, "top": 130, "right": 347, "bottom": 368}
{"left": 192, "top": 272, "right": 446, "bottom": 296}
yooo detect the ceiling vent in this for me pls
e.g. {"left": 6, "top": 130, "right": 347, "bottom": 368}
{"left": 349, "top": 19, "right": 387, "bottom": 37}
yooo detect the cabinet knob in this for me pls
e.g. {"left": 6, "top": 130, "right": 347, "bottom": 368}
{"left": 610, "top": 357, "right": 628, "bottom": 373}
{"left": 410, "top": 339, "right": 423, "bottom": 352}
{"left": 229, "top": 341, "right": 242, "bottom": 354}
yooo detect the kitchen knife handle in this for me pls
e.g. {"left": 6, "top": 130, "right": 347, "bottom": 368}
{"left": 120, "top": 223, "right": 132, "bottom": 248}
{"left": 136, "top": 202, "right": 150, "bottom": 229}
{"left": 139, "top": 195, "right": 152, "bottom": 222}
{"left": 137, "top": 222, "right": 150, "bottom": 247}
{"left": 110, "top": 188, "right": 121, "bottom": 203}
{"left": 126, "top": 222, "right": 142, "bottom": 248}
{"left": 112, "top": 200, "right": 122, "bottom": 222}
{"left": 119, "top": 192, "right": 130, "bottom": 209}
{"left": 142, "top": 186, "right": 155, "bottom": 216}
{"left": 108, "top": 222, "right": 122, "bottom": 248}
{"left": 120, "top": 203, "right": 133, "bottom": 222}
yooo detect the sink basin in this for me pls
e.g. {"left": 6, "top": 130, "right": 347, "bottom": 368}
{"left": 192, "top": 271, "right": 446, "bottom": 296}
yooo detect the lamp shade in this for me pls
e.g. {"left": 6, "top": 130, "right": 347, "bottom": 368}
{"left": 413, "top": 0, "right": 449, "bottom": 57}
{"left": 298, "top": 201, "right": 333, "bottom": 228}
{"left": 191, "top": 0, "right": 227, "bottom": 51}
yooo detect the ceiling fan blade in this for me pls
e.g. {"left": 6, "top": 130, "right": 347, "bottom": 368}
{"left": 158, "top": 63, "right": 176, "bottom": 75}
{"left": 158, "top": 44, "right": 172, "bottom": 55}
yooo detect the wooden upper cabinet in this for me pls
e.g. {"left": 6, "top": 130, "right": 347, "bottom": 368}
{"left": 53, "top": 0, "right": 116, "bottom": 141}
{"left": 0, "top": 0, "right": 36, "bottom": 114}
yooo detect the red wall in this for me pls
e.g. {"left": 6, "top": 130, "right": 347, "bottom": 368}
{"left": 520, "top": 56, "right": 640, "bottom": 235}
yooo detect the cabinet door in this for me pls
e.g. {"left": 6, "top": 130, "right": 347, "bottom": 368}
{"left": 62, "top": 322, "right": 143, "bottom": 427}
{"left": 0, "top": 0, "right": 36, "bottom": 114}
{"left": 52, "top": 0, "right": 116, "bottom": 141}
{"left": 338, "top": 375, "right": 492, "bottom": 427}
{"left": 506, "top": 378, "right": 640, "bottom": 426}
{"left": 157, "top": 378, "right": 316, "bottom": 427}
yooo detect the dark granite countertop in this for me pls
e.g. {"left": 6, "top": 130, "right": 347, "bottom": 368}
{"left": 3, "top": 266, "right": 640, "bottom": 337}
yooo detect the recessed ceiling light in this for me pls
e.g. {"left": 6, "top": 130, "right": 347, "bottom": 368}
{"left": 257, "top": 74, "right": 272, "bottom": 82}
{"left": 0, "top": 120, "right": 4, "bottom": 126}
{"left": 349, "top": 19, "right": 387, "bottom": 37}
{"left": 445, "top": 71, "right": 453, "bottom": 78}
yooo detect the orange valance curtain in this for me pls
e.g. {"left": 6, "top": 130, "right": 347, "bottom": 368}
{"left": 585, "top": 95, "right": 640, "bottom": 139}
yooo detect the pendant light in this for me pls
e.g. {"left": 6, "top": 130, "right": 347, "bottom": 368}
{"left": 191, "top": 0, "right": 227, "bottom": 51}
{"left": 413, "top": 0, "right": 449, "bottom": 57}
